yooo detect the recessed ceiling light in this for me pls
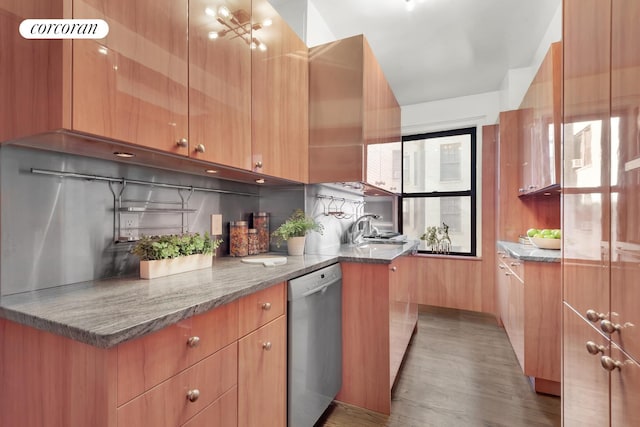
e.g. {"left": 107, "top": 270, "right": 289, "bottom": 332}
{"left": 114, "top": 152, "right": 135, "bottom": 158}
{"left": 255, "top": 178, "right": 265, "bottom": 184}
{"left": 205, "top": 169, "right": 218, "bottom": 174}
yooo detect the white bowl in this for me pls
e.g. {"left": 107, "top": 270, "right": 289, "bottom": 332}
{"left": 529, "top": 236, "right": 561, "bottom": 250}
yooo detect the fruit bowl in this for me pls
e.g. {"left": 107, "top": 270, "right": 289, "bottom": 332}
{"left": 529, "top": 236, "right": 561, "bottom": 250}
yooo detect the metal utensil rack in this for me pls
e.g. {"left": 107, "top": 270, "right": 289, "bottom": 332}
{"left": 30, "top": 168, "right": 259, "bottom": 243}
{"left": 316, "top": 194, "right": 365, "bottom": 219}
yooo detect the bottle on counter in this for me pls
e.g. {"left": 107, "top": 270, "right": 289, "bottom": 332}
{"left": 230, "top": 221, "right": 248, "bottom": 257}
{"left": 253, "top": 212, "right": 270, "bottom": 253}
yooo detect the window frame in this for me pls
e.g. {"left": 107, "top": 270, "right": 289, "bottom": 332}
{"left": 400, "top": 127, "right": 477, "bottom": 256}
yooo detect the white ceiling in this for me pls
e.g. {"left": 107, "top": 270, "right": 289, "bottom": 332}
{"left": 307, "top": 0, "right": 561, "bottom": 106}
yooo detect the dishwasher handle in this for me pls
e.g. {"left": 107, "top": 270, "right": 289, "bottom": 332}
{"left": 300, "top": 279, "right": 341, "bottom": 298}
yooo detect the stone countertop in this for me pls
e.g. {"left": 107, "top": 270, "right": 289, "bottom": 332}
{"left": 497, "top": 240, "right": 561, "bottom": 263}
{"left": 0, "top": 241, "right": 418, "bottom": 349}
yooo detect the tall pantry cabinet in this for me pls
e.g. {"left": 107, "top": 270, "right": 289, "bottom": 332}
{"left": 562, "top": 0, "right": 640, "bottom": 425}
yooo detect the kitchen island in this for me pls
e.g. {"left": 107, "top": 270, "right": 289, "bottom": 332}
{"left": 0, "top": 241, "right": 418, "bottom": 427}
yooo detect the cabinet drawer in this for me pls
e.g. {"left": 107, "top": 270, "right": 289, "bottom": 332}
{"left": 117, "top": 301, "right": 238, "bottom": 405}
{"left": 182, "top": 386, "right": 237, "bottom": 427}
{"left": 506, "top": 257, "right": 524, "bottom": 281}
{"left": 117, "top": 343, "right": 237, "bottom": 427}
{"left": 238, "top": 282, "right": 285, "bottom": 337}
{"left": 238, "top": 315, "right": 287, "bottom": 427}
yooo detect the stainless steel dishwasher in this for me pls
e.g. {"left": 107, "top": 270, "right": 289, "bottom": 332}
{"left": 288, "top": 263, "right": 342, "bottom": 427}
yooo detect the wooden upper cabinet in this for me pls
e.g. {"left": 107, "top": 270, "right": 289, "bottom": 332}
{"left": 73, "top": 0, "right": 189, "bottom": 155}
{"left": 518, "top": 42, "right": 562, "bottom": 195}
{"left": 188, "top": 0, "right": 252, "bottom": 169}
{"left": 251, "top": 0, "right": 308, "bottom": 183}
{"left": 309, "top": 35, "right": 401, "bottom": 187}
{"left": 0, "top": 0, "right": 72, "bottom": 142}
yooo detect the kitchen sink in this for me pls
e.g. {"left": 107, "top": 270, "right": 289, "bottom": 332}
{"left": 356, "top": 241, "right": 405, "bottom": 250}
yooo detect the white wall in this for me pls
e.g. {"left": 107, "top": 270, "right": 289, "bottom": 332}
{"left": 306, "top": 0, "right": 336, "bottom": 47}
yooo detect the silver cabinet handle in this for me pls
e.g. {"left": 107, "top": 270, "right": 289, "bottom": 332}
{"left": 176, "top": 138, "right": 188, "bottom": 147}
{"left": 195, "top": 144, "right": 205, "bottom": 153}
{"left": 187, "top": 336, "right": 200, "bottom": 348}
{"left": 510, "top": 262, "right": 520, "bottom": 267}
{"left": 262, "top": 341, "right": 272, "bottom": 351}
{"left": 391, "top": 266, "right": 397, "bottom": 272}
{"left": 585, "top": 341, "right": 606, "bottom": 355}
{"left": 586, "top": 309, "right": 606, "bottom": 323}
{"left": 498, "top": 264, "right": 505, "bottom": 270}
{"left": 186, "top": 389, "right": 200, "bottom": 402}
{"left": 601, "top": 319, "right": 622, "bottom": 334}
{"left": 255, "top": 161, "right": 263, "bottom": 169}
{"left": 261, "top": 302, "right": 271, "bottom": 311}
{"left": 600, "top": 356, "right": 623, "bottom": 371}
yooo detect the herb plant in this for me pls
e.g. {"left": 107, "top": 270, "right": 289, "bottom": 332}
{"left": 131, "top": 233, "right": 222, "bottom": 261}
{"left": 271, "top": 209, "right": 323, "bottom": 247}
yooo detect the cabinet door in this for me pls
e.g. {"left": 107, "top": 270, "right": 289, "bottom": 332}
{"left": 563, "top": 0, "right": 611, "bottom": 318}
{"left": 505, "top": 271, "right": 525, "bottom": 370}
{"left": 0, "top": 0, "right": 70, "bottom": 142}
{"left": 251, "top": 0, "right": 308, "bottom": 182}
{"left": 611, "top": 0, "right": 640, "bottom": 361}
{"left": 188, "top": 0, "right": 251, "bottom": 169}
{"left": 562, "top": 304, "right": 610, "bottom": 427}
{"left": 238, "top": 316, "right": 286, "bottom": 427}
{"left": 496, "top": 257, "right": 509, "bottom": 326}
{"left": 523, "top": 261, "right": 561, "bottom": 383}
{"left": 389, "top": 257, "right": 415, "bottom": 385}
{"left": 610, "top": 344, "right": 640, "bottom": 426}
{"left": 73, "top": 0, "right": 189, "bottom": 154}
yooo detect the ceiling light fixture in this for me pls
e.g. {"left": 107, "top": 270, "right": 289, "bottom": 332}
{"left": 114, "top": 152, "right": 135, "bottom": 158}
{"left": 205, "top": 169, "right": 218, "bottom": 174}
{"left": 206, "top": 6, "right": 268, "bottom": 50}
{"left": 255, "top": 178, "right": 265, "bottom": 184}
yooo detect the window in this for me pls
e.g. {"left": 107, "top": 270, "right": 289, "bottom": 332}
{"left": 401, "top": 127, "right": 476, "bottom": 255}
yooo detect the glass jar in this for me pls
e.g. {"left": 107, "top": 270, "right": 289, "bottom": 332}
{"left": 248, "top": 229, "right": 259, "bottom": 255}
{"left": 253, "top": 212, "right": 270, "bottom": 253}
{"left": 229, "top": 221, "right": 248, "bottom": 257}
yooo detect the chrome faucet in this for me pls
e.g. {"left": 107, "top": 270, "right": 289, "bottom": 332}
{"left": 348, "top": 213, "right": 381, "bottom": 245}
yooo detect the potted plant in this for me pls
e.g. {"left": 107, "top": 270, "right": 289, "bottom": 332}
{"left": 271, "top": 209, "right": 323, "bottom": 256}
{"left": 131, "top": 232, "right": 222, "bottom": 279}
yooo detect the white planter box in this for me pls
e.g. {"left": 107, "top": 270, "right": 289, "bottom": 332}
{"left": 139, "top": 254, "right": 213, "bottom": 279}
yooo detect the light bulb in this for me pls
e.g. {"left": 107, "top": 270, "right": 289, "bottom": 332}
{"left": 262, "top": 18, "right": 273, "bottom": 27}
{"left": 218, "top": 5, "right": 230, "bottom": 18}
{"left": 258, "top": 43, "right": 267, "bottom": 52}
{"left": 204, "top": 7, "right": 216, "bottom": 16}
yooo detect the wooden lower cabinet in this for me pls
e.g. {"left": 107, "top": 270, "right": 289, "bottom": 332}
{"left": 0, "top": 282, "right": 287, "bottom": 427}
{"left": 562, "top": 303, "right": 611, "bottom": 426}
{"left": 338, "top": 257, "right": 417, "bottom": 414}
{"left": 238, "top": 315, "right": 287, "bottom": 427}
{"left": 496, "top": 253, "right": 560, "bottom": 395}
{"left": 117, "top": 343, "right": 238, "bottom": 427}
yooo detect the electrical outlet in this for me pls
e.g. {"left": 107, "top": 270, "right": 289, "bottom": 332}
{"left": 211, "top": 214, "right": 222, "bottom": 235}
{"left": 121, "top": 213, "right": 139, "bottom": 240}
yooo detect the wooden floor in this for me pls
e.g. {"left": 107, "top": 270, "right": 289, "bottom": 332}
{"left": 317, "top": 305, "right": 561, "bottom": 427}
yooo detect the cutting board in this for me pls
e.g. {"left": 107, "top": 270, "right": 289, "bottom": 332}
{"left": 241, "top": 256, "right": 287, "bottom": 267}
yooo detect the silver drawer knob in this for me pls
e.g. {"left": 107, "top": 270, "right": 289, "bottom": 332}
{"left": 176, "top": 138, "right": 188, "bottom": 147}
{"left": 391, "top": 266, "right": 397, "bottom": 272}
{"left": 255, "top": 161, "right": 263, "bottom": 169}
{"left": 262, "top": 341, "right": 272, "bottom": 351}
{"left": 261, "top": 302, "right": 271, "bottom": 311}
{"left": 600, "top": 319, "right": 622, "bottom": 334}
{"left": 187, "top": 336, "right": 200, "bottom": 348}
{"left": 586, "top": 309, "right": 606, "bottom": 323}
{"left": 585, "top": 341, "right": 606, "bottom": 355}
{"left": 600, "top": 356, "right": 623, "bottom": 372}
{"left": 195, "top": 144, "right": 205, "bottom": 153}
{"left": 186, "top": 389, "right": 200, "bottom": 402}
